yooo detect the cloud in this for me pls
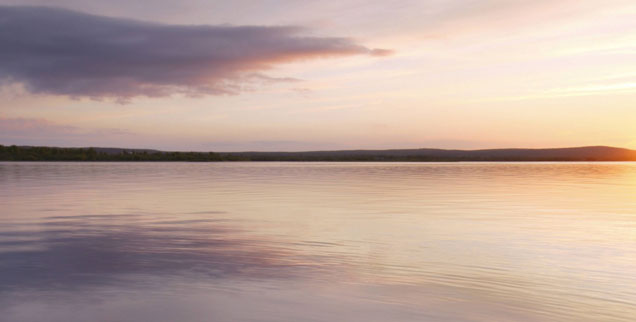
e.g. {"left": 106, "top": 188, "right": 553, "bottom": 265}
{"left": 0, "top": 116, "right": 131, "bottom": 146}
{"left": 0, "top": 6, "right": 390, "bottom": 101}
{"left": 0, "top": 117, "right": 78, "bottom": 135}
{"left": 368, "top": 48, "right": 394, "bottom": 56}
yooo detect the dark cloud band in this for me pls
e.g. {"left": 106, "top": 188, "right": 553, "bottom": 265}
{"left": 0, "top": 6, "right": 390, "bottom": 100}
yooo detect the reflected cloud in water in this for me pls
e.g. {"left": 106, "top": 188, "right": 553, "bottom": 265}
{"left": 0, "top": 213, "right": 320, "bottom": 293}
{"left": 2, "top": 162, "right": 636, "bottom": 322}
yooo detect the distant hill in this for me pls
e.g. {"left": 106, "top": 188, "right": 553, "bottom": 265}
{"left": 230, "top": 146, "right": 636, "bottom": 161}
{"left": 1, "top": 145, "right": 635, "bottom": 161}
{"left": 91, "top": 147, "right": 162, "bottom": 155}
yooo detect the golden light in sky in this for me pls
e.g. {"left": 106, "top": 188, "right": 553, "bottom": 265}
{"left": 0, "top": 0, "right": 635, "bottom": 151}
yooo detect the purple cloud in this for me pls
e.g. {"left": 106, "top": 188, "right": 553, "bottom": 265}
{"left": 0, "top": 6, "right": 390, "bottom": 101}
{"left": 0, "top": 116, "right": 131, "bottom": 146}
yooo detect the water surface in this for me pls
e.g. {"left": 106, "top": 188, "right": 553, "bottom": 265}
{"left": 2, "top": 162, "right": 635, "bottom": 321}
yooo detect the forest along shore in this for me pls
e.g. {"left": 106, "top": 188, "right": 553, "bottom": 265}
{"left": 2, "top": 145, "right": 636, "bottom": 162}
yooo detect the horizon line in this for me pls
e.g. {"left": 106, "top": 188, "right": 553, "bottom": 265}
{"left": 2, "top": 144, "right": 634, "bottom": 154}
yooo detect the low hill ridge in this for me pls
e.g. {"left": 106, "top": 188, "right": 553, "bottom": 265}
{"left": 2, "top": 145, "right": 636, "bottom": 161}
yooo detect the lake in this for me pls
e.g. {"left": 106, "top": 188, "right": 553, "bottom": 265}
{"left": 1, "top": 162, "right": 635, "bottom": 321}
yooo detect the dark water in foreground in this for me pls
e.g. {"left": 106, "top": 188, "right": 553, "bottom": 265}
{"left": 1, "top": 162, "right": 635, "bottom": 322}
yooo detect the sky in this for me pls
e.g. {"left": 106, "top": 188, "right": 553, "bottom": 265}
{"left": 1, "top": 0, "right": 635, "bottom": 151}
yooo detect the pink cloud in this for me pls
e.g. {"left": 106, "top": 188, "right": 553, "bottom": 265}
{"left": 0, "top": 6, "right": 391, "bottom": 101}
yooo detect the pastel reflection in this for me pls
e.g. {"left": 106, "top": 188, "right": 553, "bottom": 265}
{"left": 1, "top": 162, "right": 636, "bottom": 322}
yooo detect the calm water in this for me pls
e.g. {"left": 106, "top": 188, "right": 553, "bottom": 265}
{"left": 1, "top": 162, "right": 636, "bottom": 322}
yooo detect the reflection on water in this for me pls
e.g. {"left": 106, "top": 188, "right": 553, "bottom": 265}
{"left": 1, "top": 162, "right": 636, "bottom": 321}
{"left": 0, "top": 214, "right": 324, "bottom": 293}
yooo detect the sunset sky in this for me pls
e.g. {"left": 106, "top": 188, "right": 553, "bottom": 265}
{"left": 1, "top": 0, "right": 635, "bottom": 151}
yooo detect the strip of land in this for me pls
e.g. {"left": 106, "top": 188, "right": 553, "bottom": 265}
{"left": 2, "top": 145, "right": 636, "bottom": 161}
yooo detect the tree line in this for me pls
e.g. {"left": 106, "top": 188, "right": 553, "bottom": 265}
{"left": 0, "top": 145, "right": 458, "bottom": 161}
{"left": 0, "top": 145, "right": 248, "bottom": 161}
{"left": 2, "top": 144, "right": 633, "bottom": 162}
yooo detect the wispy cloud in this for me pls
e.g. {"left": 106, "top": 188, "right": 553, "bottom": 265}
{"left": 0, "top": 117, "right": 78, "bottom": 135}
{"left": 0, "top": 116, "right": 131, "bottom": 146}
{"left": 0, "top": 6, "right": 390, "bottom": 101}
